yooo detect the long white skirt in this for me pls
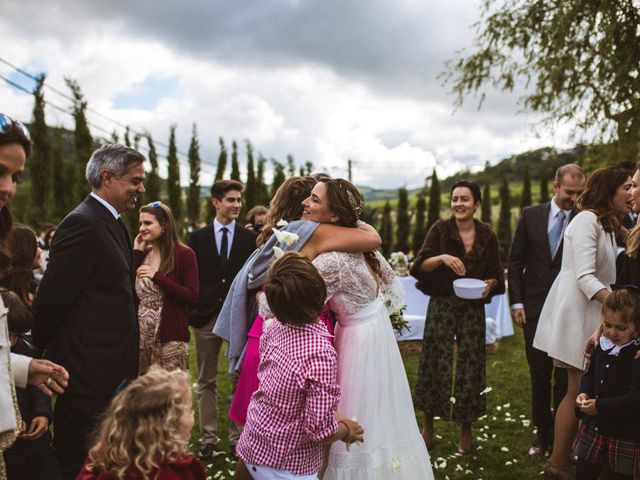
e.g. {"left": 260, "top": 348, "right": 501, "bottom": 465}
{"left": 323, "top": 297, "right": 434, "bottom": 480}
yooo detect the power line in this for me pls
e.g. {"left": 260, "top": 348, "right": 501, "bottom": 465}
{"left": 0, "top": 64, "right": 217, "bottom": 175}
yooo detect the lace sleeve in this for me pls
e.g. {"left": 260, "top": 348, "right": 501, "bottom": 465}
{"left": 257, "top": 291, "right": 273, "bottom": 320}
{"left": 312, "top": 252, "right": 343, "bottom": 302}
{"left": 376, "top": 251, "right": 405, "bottom": 314}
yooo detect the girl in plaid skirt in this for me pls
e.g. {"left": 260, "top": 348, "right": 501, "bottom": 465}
{"left": 573, "top": 288, "right": 640, "bottom": 480}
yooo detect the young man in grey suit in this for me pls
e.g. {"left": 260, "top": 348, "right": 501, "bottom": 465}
{"left": 508, "top": 163, "right": 585, "bottom": 457}
{"left": 188, "top": 180, "right": 257, "bottom": 459}
{"left": 33, "top": 144, "right": 146, "bottom": 479}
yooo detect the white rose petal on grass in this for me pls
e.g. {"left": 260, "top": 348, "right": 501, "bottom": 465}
{"left": 272, "top": 228, "right": 299, "bottom": 245}
{"left": 505, "top": 461, "right": 513, "bottom": 466}
{"left": 273, "top": 246, "right": 285, "bottom": 258}
{"left": 503, "top": 403, "right": 511, "bottom": 408}
{"left": 391, "top": 459, "right": 401, "bottom": 471}
{"left": 500, "top": 447, "right": 509, "bottom": 452}
{"left": 449, "top": 396, "right": 456, "bottom": 404}
{"left": 276, "top": 219, "right": 288, "bottom": 227}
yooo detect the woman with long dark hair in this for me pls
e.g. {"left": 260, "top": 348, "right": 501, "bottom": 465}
{"left": 410, "top": 180, "right": 504, "bottom": 455}
{"left": 534, "top": 166, "right": 633, "bottom": 479}
{"left": 305, "top": 178, "right": 433, "bottom": 479}
{"left": 134, "top": 202, "right": 199, "bottom": 373}
{"left": 0, "top": 225, "right": 41, "bottom": 306}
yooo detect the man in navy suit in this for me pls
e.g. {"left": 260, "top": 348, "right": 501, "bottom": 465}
{"left": 508, "top": 164, "right": 585, "bottom": 456}
{"left": 188, "top": 179, "right": 257, "bottom": 458}
{"left": 33, "top": 144, "right": 145, "bottom": 478}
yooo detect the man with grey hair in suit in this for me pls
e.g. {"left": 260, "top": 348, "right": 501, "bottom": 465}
{"left": 33, "top": 144, "right": 146, "bottom": 479}
{"left": 508, "top": 163, "right": 585, "bottom": 457}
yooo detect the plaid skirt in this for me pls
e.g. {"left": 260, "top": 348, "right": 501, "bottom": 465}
{"left": 573, "top": 422, "right": 640, "bottom": 478}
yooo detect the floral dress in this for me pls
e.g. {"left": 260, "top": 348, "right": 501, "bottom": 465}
{"left": 136, "top": 266, "right": 188, "bottom": 374}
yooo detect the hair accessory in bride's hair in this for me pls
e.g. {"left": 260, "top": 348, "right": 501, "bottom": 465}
{"left": 338, "top": 180, "right": 364, "bottom": 217}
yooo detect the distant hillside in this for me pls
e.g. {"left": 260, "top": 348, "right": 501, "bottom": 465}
{"left": 359, "top": 143, "right": 615, "bottom": 202}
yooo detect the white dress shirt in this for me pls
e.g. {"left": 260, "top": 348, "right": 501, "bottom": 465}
{"left": 213, "top": 219, "right": 236, "bottom": 258}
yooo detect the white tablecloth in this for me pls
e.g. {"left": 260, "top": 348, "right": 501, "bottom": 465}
{"left": 395, "top": 276, "right": 513, "bottom": 342}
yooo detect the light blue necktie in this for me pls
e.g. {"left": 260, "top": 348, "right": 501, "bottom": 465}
{"left": 548, "top": 211, "right": 565, "bottom": 257}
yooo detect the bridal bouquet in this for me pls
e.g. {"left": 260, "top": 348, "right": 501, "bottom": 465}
{"left": 387, "top": 302, "right": 410, "bottom": 335}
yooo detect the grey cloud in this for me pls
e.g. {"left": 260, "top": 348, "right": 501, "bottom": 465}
{"left": 8, "top": 0, "right": 485, "bottom": 103}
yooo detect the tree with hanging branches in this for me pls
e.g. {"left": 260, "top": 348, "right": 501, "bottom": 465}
{"left": 447, "top": 0, "right": 640, "bottom": 162}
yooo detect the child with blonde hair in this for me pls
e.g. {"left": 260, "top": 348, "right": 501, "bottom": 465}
{"left": 77, "top": 366, "right": 205, "bottom": 480}
{"left": 573, "top": 288, "right": 640, "bottom": 480}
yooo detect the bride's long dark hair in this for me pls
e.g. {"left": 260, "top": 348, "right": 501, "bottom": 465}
{"left": 320, "top": 178, "right": 382, "bottom": 278}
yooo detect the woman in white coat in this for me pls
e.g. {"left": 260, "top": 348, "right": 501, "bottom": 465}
{"left": 534, "top": 166, "right": 633, "bottom": 479}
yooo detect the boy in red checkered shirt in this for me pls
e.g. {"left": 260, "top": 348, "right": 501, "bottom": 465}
{"left": 235, "top": 252, "right": 363, "bottom": 480}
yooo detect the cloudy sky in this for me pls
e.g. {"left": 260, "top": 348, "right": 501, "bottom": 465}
{"left": 2, "top": 0, "right": 575, "bottom": 189}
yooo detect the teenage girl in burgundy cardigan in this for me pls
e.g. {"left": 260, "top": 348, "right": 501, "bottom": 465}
{"left": 134, "top": 202, "right": 199, "bottom": 373}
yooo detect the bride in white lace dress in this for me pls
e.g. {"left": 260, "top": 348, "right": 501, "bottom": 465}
{"left": 300, "top": 178, "right": 433, "bottom": 480}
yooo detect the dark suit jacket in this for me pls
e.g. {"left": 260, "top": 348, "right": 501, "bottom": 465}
{"left": 188, "top": 223, "right": 257, "bottom": 328}
{"left": 32, "top": 195, "right": 138, "bottom": 397}
{"left": 507, "top": 201, "right": 576, "bottom": 320}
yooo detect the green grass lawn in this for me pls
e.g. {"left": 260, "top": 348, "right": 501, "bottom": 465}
{"left": 187, "top": 326, "right": 556, "bottom": 479}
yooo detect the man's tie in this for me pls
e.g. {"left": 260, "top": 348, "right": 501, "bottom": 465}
{"left": 548, "top": 211, "right": 565, "bottom": 258}
{"left": 219, "top": 227, "right": 229, "bottom": 268}
{"left": 116, "top": 217, "right": 133, "bottom": 264}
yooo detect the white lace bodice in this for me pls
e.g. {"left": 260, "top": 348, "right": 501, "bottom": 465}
{"left": 312, "top": 251, "right": 405, "bottom": 319}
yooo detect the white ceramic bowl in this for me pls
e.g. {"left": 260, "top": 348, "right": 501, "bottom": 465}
{"left": 452, "top": 278, "right": 486, "bottom": 300}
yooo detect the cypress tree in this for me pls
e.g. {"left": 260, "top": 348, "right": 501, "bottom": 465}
{"left": 133, "top": 133, "right": 141, "bottom": 151}
{"left": 244, "top": 140, "right": 257, "bottom": 210}
{"left": 381, "top": 201, "right": 393, "bottom": 258}
{"left": 256, "top": 153, "right": 269, "bottom": 206}
{"left": 394, "top": 188, "right": 410, "bottom": 252}
{"left": 271, "top": 160, "right": 286, "bottom": 196}
{"left": 110, "top": 130, "right": 119, "bottom": 144}
{"left": 66, "top": 78, "right": 93, "bottom": 204}
{"left": 287, "top": 155, "right": 295, "bottom": 177}
{"left": 304, "top": 161, "right": 313, "bottom": 176}
{"left": 540, "top": 165, "right": 550, "bottom": 203}
{"left": 481, "top": 182, "right": 492, "bottom": 224}
{"left": 426, "top": 170, "right": 441, "bottom": 232}
{"left": 145, "top": 134, "right": 161, "bottom": 203}
{"left": 348, "top": 159, "right": 353, "bottom": 182}
{"left": 28, "top": 75, "right": 52, "bottom": 224}
{"left": 230, "top": 141, "right": 241, "bottom": 181}
{"left": 166, "top": 126, "right": 182, "bottom": 222}
{"left": 215, "top": 137, "right": 227, "bottom": 181}
{"left": 123, "top": 126, "right": 131, "bottom": 147}
{"left": 51, "top": 127, "right": 68, "bottom": 221}
{"left": 412, "top": 192, "right": 427, "bottom": 254}
{"left": 497, "top": 176, "right": 512, "bottom": 264}
{"left": 520, "top": 162, "right": 532, "bottom": 210}
{"left": 187, "top": 124, "right": 201, "bottom": 228}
